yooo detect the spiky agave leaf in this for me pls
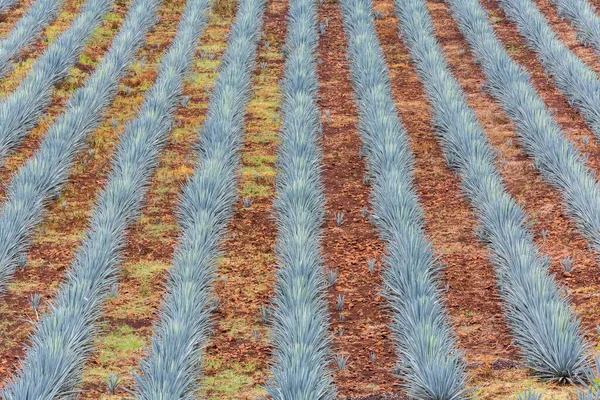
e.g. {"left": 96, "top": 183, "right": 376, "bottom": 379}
{"left": 0, "top": 0, "right": 212, "bottom": 396}
{"left": 340, "top": 0, "right": 469, "bottom": 397}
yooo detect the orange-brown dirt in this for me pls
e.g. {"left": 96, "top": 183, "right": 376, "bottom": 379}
{"left": 317, "top": 1, "right": 399, "bottom": 398}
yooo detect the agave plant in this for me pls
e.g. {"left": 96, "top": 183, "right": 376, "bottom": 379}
{"left": 497, "top": 0, "right": 600, "bottom": 143}
{"left": 396, "top": 0, "right": 588, "bottom": 383}
{"left": 132, "top": 0, "right": 266, "bottom": 397}
{"left": 263, "top": 0, "right": 335, "bottom": 397}
{"left": 0, "top": 0, "right": 64, "bottom": 76}
{"left": 0, "top": 0, "right": 161, "bottom": 294}
{"left": 340, "top": 0, "right": 469, "bottom": 397}
{"left": 0, "top": 0, "right": 212, "bottom": 396}
{"left": 0, "top": 0, "right": 112, "bottom": 162}
{"left": 514, "top": 390, "right": 542, "bottom": 400}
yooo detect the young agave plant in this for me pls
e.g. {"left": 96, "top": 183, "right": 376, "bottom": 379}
{"left": 367, "top": 258, "right": 376, "bottom": 273}
{"left": 333, "top": 354, "right": 349, "bottom": 371}
{"left": 28, "top": 293, "right": 42, "bottom": 314}
{"left": 514, "top": 390, "right": 542, "bottom": 400}
{"left": 105, "top": 374, "right": 122, "bottom": 395}
{"left": 326, "top": 268, "right": 338, "bottom": 287}
{"left": 259, "top": 304, "right": 269, "bottom": 325}
{"left": 561, "top": 256, "right": 575, "bottom": 273}
{"left": 335, "top": 211, "right": 344, "bottom": 226}
{"left": 336, "top": 294, "right": 345, "bottom": 312}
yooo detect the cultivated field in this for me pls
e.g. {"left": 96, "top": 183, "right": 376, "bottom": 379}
{"left": 1, "top": 0, "right": 600, "bottom": 397}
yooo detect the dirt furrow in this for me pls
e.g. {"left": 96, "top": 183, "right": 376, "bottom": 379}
{"left": 318, "top": 1, "right": 399, "bottom": 397}
{"left": 201, "top": 0, "right": 285, "bottom": 398}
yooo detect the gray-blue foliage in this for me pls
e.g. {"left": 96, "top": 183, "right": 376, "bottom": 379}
{"left": 0, "top": 0, "right": 18, "bottom": 13}
{"left": 263, "top": 0, "right": 335, "bottom": 397}
{"left": 448, "top": 0, "right": 600, "bottom": 325}
{"left": 551, "top": 0, "right": 600, "bottom": 56}
{"left": 0, "top": 0, "right": 161, "bottom": 294}
{"left": 0, "top": 0, "right": 64, "bottom": 77}
{"left": 341, "top": 0, "right": 469, "bottom": 397}
{"left": 496, "top": 0, "right": 600, "bottom": 144}
{"left": 0, "top": 0, "right": 211, "bottom": 395}
{"left": 131, "top": 0, "right": 265, "bottom": 397}
{"left": 0, "top": 0, "right": 112, "bottom": 162}
{"left": 395, "top": 0, "right": 588, "bottom": 383}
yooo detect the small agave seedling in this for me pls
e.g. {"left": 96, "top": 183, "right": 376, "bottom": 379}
{"left": 243, "top": 197, "right": 252, "bottom": 208}
{"left": 338, "top": 328, "right": 344, "bottom": 339}
{"left": 333, "top": 354, "right": 349, "bottom": 371}
{"left": 324, "top": 109, "right": 331, "bottom": 124}
{"left": 29, "top": 293, "right": 42, "bottom": 314}
{"left": 514, "top": 390, "right": 541, "bottom": 400}
{"left": 319, "top": 22, "right": 326, "bottom": 36}
{"left": 180, "top": 95, "right": 190, "bottom": 108}
{"left": 361, "top": 206, "right": 368, "bottom": 218}
{"left": 367, "top": 258, "right": 376, "bottom": 273}
{"left": 259, "top": 304, "right": 269, "bottom": 325}
{"left": 336, "top": 294, "right": 345, "bottom": 311}
{"left": 370, "top": 352, "right": 376, "bottom": 362}
{"left": 561, "top": 256, "right": 575, "bottom": 273}
{"left": 335, "top": 211, "right": 344, "bottom": 226}
{"left": 108, "top": 282, "right": 119, "bottom": 299}
{"left": 105, "top": 374, "right": 122, "bottom": 395}
{"left": 17, "top": 253, "right": 27, "bottom": 271}
{"left": 326, "top": 268, "right": 338, "bottom": 287}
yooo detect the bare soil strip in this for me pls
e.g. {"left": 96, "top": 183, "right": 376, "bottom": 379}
{"left": 200, "top": 0, "right": 286, "bottom": 398}
{"left": 318, "top": 1, "right": 399, "bottom": 396}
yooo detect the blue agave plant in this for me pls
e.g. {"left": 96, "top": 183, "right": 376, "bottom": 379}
{"left": 0, "top": 0, "right": 64, "bottom": 76}
{"left": 0, "top": 0, "right": 161, "bottom": 296}
{"left": 0, "top": 0, "right": 112, "bottom": 161}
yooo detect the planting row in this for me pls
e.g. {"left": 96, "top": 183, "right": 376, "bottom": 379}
{"left": 265, "top": 0, "right": 334, "bottom": 396}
